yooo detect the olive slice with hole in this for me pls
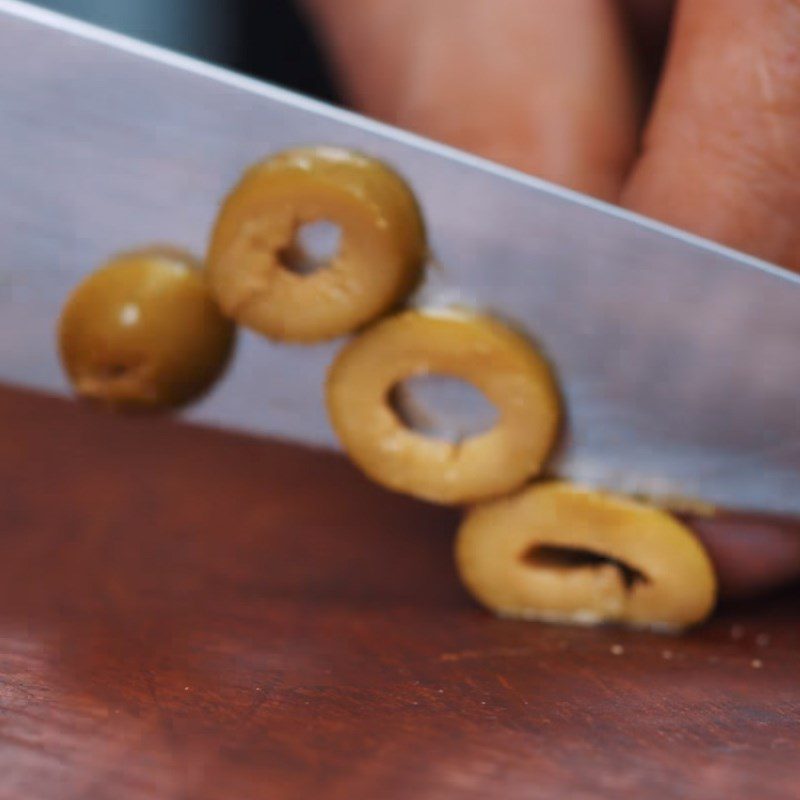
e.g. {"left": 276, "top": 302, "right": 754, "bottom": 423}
{"left": 325, "top": 308, "right": 561, "bottom": 505}
{"left": 207, "top": 147, "right": 426, "bottom": 342}
{"left": 456, "top": 482, "right": 717, "bottom": 630}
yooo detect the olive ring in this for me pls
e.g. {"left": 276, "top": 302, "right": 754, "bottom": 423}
{"left": 326, "top": 309, "right": 562, "bottom": 505}
{"left": 456, "top": 482, "right": 717, "bottom": 630}
{"left": 208, "top": 147, "right": 426, "bottom": 342}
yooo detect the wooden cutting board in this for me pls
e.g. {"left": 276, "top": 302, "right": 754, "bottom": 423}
{"left": 0, "top": 386, "right": 797, "bottom": 800}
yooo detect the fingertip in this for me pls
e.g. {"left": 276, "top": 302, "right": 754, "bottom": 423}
{"left": 686, "top": 512, "right": 800, "bottom": 600}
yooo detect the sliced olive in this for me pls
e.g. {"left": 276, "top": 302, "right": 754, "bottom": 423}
{"left": 58, "top": 248, "right": 235, "bottom": 411}
{"left": 456, "top": 482, "right": 717, "bottom": 631}
{"left": 207, "top": 147, "right": 426, "bottom": 342}
{"left": 325, "top": 308, "right": 562, "bottom": 505}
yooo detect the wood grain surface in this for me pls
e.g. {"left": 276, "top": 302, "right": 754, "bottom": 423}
{"left": 0, "top": 386, "right": 797, "bottom": 800}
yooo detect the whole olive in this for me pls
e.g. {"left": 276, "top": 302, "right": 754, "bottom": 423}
{"left": 58, "top": 248, "right": 235, "bottom": 411}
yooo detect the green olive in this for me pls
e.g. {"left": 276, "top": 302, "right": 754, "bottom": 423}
{"left": 58, "top": 248, "right": 235, "bottom": 411}
{"left": 207, "top": 146, "right": 426, "bottom": 342}
{"left": 456, "top": 482, "right": 717, "bottom": 631}
{"left": 325, "top": 309, "right": 562, "bottom": 505}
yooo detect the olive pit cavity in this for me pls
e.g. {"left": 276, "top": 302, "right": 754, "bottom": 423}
{"left": 522, "top": 544, "right": 649, "bottom": 591}
{"left": 279, "top": 220, "right": 342, "bottom": 275}
{"left": 389, "top": 374, "right": 498, "bottom": 443}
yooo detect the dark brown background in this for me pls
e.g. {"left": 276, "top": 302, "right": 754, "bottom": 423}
{"left": 0, "top": 386, "right": 797, "bottom": 799}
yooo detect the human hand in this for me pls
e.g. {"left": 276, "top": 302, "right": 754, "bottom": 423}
{"left": 301, "top": 0, "right": 800, "bottom": 598}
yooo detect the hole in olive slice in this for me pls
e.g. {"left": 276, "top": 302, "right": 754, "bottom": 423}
{"left": 95, "top": 363, "right": 134, "bottom": 380}
{"left": 522, "top": 544, "right": 649, "bottom": 591}
{"left": 389, "top": 374, "right": 499, "bottom": 443}
{"left": 278, "top": 220, "right": 342, "bottom": 276}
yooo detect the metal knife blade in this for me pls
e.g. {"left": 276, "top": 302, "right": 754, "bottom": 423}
{"left": 0, "top": 0, "right": 798, "bottom": 515}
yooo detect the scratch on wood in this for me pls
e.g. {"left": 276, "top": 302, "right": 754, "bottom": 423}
{"left": 438, "top": 646, "right": 539, "bottom": 663}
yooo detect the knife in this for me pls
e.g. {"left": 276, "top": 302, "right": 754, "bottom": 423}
{"left": 0, "top": 0, "right": 798, "bottom": 516}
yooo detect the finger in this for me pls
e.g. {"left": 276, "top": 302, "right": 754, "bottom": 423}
{"left": 624, "top": 0, "right": 800, "bottom": 596}
{"left": 687, "top": 514, "right": 800, "bottom": 600}
{"left": 303, "top": 0, "right": 640, "bottom": 199}
{"left": 622, "top": 0, "right": 800, "bottom": 270}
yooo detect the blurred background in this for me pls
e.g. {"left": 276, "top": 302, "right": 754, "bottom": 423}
{"left": 33, "top": 0, "right": 339, "bottom": 101}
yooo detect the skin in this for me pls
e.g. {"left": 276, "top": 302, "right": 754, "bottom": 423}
{"left": 301, "top": 0, "right": 800, "bottom": 597}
